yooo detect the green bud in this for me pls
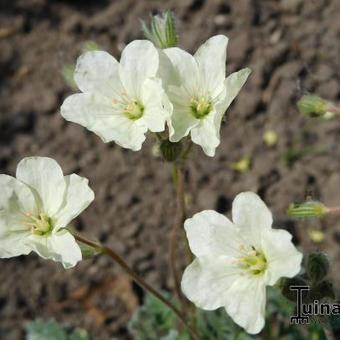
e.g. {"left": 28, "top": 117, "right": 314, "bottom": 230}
{"left": 281, "top": 276, "right": 308, "bottom": 302}
{"left": 287, "top": 201, "right": 329, "bottom": 219}
{"left": 297, "top": 95, "right": 334, "bottom": 119}
{"left": 310, "top": 280, "right": 335, "bottom": 301}
{"left": 160, "top": 140, "right": 182, "bottom": 162}
{"left": 307, "top": 253, "right": 330, "bottom": 284}
{"left": 141, "top": 11, "right": 178, "bottom": 49}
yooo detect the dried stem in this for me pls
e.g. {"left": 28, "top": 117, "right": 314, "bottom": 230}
{"left": 73, "top": 233, "right": 201, "bottom": 340}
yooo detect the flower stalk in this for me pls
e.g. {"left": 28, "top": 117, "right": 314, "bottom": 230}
{"left": 72, "top": 232, "right": 201, "bottom": 340}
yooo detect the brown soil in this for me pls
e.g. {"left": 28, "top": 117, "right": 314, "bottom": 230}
{"left": 1, "top": 0, "right": 340, "bottom": 339}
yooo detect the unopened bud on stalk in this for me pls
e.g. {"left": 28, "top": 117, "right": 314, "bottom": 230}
{"left": 141, "top": 11, "right": 178, "bottom": 49}
{"left": 287, "top": 201, "right": 329, "bottom": 219}
{"left": 297, "top": 95, "right": 335, "bottom": 119}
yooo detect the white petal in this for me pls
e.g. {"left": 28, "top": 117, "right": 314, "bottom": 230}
{"left": 213, "top": 68, "right": 251, "bottom": 135}
{"left": 167, "top": 86, "right": 198, "bottom": 142}
{"left": 163, "top": 48, "right": 199, "bottom": 95}
{"left": 141, "top": 78, "right": 170, "bottom": 132}
{"left": 194, "top": 35, "right": 228, "bottom": 96}
{"left": 224, "top": 68, "right": 251, "bottom": 111}
{"left": 0, "top": 231, "right": 32, "bottom": 258}
{"left": 119, "top": 40, "right": 159, "bottom": 98}
{"left": 232, "top": 192, "right": 273, "bottom": 245}
{"left": 181, "top": 257, "right": 241, "bottom": 310}
{"left": 0, "top": 174, "right": 36, "bottom": 257}
{"left": 61, "top": 93, "right": 119, "bottom": 143}
{"left": 109, "top": 116, "right": 148, "bottom": 151}
{"left": 16, "top": 157, "right": 66, "bottom": 216}
{"left": 157, "top": 49, "right": 180, "bottom": 88}
{"left": 262, "top": 229, "right": 302, "bottom": 285}
{"left": 184, "top": 210, "right": 238, "bottom": 258}
{"left": 74, "top": 51, "right": 122, "bottom": 97}
{"left": 29, "top": 230, "right": 82, "bottom": 268}
{"left": 224, "top": 276, "right": 266, "bottom": 334}
{"left": 54, "top": 174, "right": 94, "bottom": 230}
{"left": 190, "top": 113, "right": 220, "bottom": 157}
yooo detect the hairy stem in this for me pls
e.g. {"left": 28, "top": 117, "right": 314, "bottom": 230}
{"left": 73, "top": 233, "right": 201, "bottom": 340}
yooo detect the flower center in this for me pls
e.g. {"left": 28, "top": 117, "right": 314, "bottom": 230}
{"left": 123, "top": 100, "right": 144, "bottom": 120}
{"left": 190, "top": 97, "right": 212, "bottom": 119}
{"left": 238, "top": 245, "right": 267, "bottom": 276}
{"left": 25, "top": 212, "right": 53, "bottom": 236}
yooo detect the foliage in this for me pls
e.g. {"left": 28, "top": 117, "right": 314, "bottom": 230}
{"left": 26, "top": 319, "right": 91, "bottom": 340}
{"left": 127, "top": 287, "right": 340, "bottom": 340}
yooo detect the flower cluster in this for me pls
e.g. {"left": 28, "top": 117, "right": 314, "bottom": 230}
{"left": 0, "top": 24, "right": 305, "bottom": 337}
{"left": 61, "top": 35, "right": 250, "bottom": 157}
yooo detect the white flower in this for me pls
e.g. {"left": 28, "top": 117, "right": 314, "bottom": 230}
{"left": 61, "top": 40, "right": 171, "bottom": 151}
{"left": 181, "top": 192, "right": 302, "bottom": 334}
{"left": 0, "top": 157, "right": 94, "bottom": 268}
{"left": 160, "top": 35, "right": 251, "bottom": 156}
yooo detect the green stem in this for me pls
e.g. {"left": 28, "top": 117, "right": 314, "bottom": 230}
{"left": 169, "top": 162, "right": 187, "bottom": 309}
{"left": 73, "top": 232, "right": 201, "bottom": 340}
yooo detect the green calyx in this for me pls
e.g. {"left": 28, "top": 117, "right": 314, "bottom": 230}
{"left": 141, "top": 10, "right": 178, "bottom": 49}
{"left": 239, "top": 247, "right": 268, "bottom": 276}
{"left": 190, "top": 98, "right": 212, "bottom": 119}
{"left": 297, "top": 95, "right": 331, "bottom": 118}
{"left": 124, "top": 101, "right": 144, "bottom": 120}
{"left": 287, "top": 201, "right": 329, "bottom": 219}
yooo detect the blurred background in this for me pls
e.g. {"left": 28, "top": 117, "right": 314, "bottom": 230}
{"left": 1, "top": 0, "right": 340, "bottom": 338}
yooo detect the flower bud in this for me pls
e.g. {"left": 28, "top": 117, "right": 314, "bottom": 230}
{"left": 307, "top": 253, "right": 330, "bottom": 284}
{"left": 141, "top": 11, "right": 178, "bottom": 49}
{"left": 297, "top": 95, "right": 334, "bottom": 119}
{"left": 287, "top": 201, "right": 329, "bottom": 219}
{"left": 160, "top": 140, "right": 182, "bottom": 162}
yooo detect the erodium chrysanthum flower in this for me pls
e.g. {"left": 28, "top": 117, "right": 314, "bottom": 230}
{"left": 0, "top": 157, "right": 94, "bottom": 268}
{"left": 159, "top": 35, "right": 251, "bottom": 156}
{"left": 181, "top": 192, "right": 302, "bottom": 334}
{"left": 61, "top": 40, "right": 171, "bottom": 151}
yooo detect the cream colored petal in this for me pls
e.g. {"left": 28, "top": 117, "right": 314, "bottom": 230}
{"left": 194, "top": 35, "right": 228, "bottom": 96}
{"left": 29, "top": 230, "right": 82, "bottom": 269}
{"left": 74, "top": 50, "right": 122, "bottom": 97}
{"left": 54, "top": 174, "right": 94, "bottom": 230}
{"left": 262, "top": 229, "right": 302, "bottom": 285}
{"left": 16, "top": 157, "right": 66, "bottom": 216}
{"left": 119, "top": 40, "right": 159, "bottom": 98}
{"left": 184, "top": 210, "right": 238, "bottom": 258}
{"left": 232, "top": 192, "right": 273, "bottom": 246}
{"left": 181, "top": 257, "right": 241, "bottom": 310}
